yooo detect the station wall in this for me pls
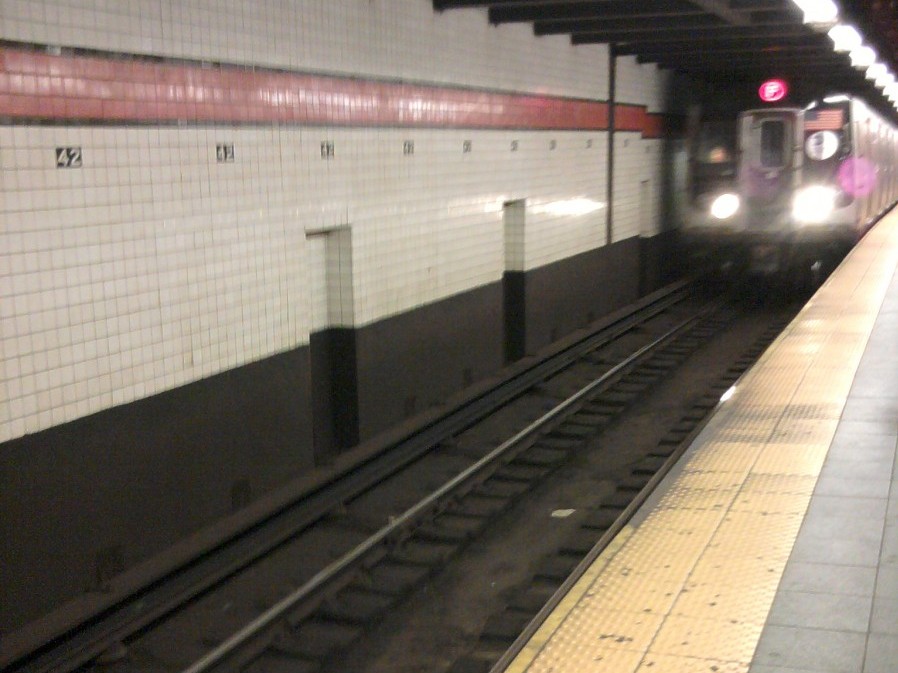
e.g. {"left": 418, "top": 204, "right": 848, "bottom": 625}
{"left": 0, "top": 0, "right": 677, "bottom": 632}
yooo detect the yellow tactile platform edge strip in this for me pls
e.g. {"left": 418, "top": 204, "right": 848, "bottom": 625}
{"left": 503, "top": 213, "right": 898, "bottom": 673}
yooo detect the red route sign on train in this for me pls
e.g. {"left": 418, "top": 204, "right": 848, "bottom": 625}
{"left": 759, "top": 79, "right": 788, "bottom": 103}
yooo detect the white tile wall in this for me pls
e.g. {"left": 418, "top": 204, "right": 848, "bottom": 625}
{"left": 0, "top": 1, "right": 673, "bottom": 442}
{"left": 1, "top": 122, "right": 665, "bottom": 441}
{"left": 612, "top": 136, "right": 666, "bottom": 242}
{"left": 0, "top": 0, "right": 609, "bottom": 100}
{"left": 611, "top": 57, "right": 670, "bottom": 243}
{"left": 1, "top": 125, "right": 309, "bottom": 441}
{"left": 617, "top": 57, "right": 670, "bottom": 112}
{"left": 520, "top": 132, "right": 609, "bottom": 270}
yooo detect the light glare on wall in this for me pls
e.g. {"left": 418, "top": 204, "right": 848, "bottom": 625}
{"left": 530, "top": 198, "right": 606, "bottom": 217}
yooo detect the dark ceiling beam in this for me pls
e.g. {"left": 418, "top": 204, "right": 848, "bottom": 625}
{"left": 643, "top": 54, "right": 854, "bottom": 75}
{"left": 646, "top": 62, "right": 859, "bottom": 85}
{"left": 436, "top": 0, "right": 602, "bottom": 8}
{"left": 646, "top": 53, "right": 850, "bottom": 69}
{"left": 729, "top": 0, "right": 804, "bottom": 19}
{"left": 614, "top": 35, "right": 830, "bottom": 56}
{"left": 630, "top": 43, "right": 837, "bottom": 61}
{"left": 546, "top": 25, "right": 810, "bottom": 44}
{"left": 540, "top": 19, "right": 809, "bottom": 38}
{"left": 687, "top": 0, "right": 750, "bottom": 25}
{"left": 489, "top": 1, "right": 707, "bottom": 25}
{"left": 729, "top": 0, "right": 789, "bottom": 9}
{"left": 660, "top": 68, "right": 872, "bottom": 96}
{"left": 741, "top": 9, "right": 806, "bottom": 23}
{"left": 432, "top": 0, "right": 510, "bottom": 9}
{"left": 537, "top": 8, "right": 799, "bottom": 33}
{"left": 562, "top": 16, "right": 726, "bottom": 39}
{"left": 569, "top": 17, "right": 756, "bottom": 43}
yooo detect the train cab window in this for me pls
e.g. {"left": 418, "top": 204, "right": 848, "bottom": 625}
{"left": 689, "top": 120, "right": 737, "bottom": 200}
{"left": 695, "top": 121, "right": 736, "bottom": 166}
{"left": 741, "top": 113, "right": 793, "bottom": 171}
{"left": 759, "top": 120, "right": 787, "bottom": 168}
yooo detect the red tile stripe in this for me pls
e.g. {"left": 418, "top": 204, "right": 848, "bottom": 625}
{"left": 614, "top": 104, "right": 665, "bottom": 138}
{"left": 0, "top": 46, "right": 664, "bottom": 135}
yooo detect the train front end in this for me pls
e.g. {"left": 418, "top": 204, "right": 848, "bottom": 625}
{"left": 685, "top": 101, "right": 858, "bottom": 277}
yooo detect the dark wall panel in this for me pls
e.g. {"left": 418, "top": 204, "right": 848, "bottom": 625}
{"left": 640, "top": 229, "right": 681, "bottom": 295}
{"left": 354, "top": 283, "right": 505, "bottom": 442}
{"left": 310, "top": 328, "right": 360, "bottom": 461}
{"left": 524, "top": 238, "right": 641, "bottom": 354}
{"left": 351, "top": 235, "right": 665, "bottom": 442}
{"left": 0, "top": 347, "right": 314, "bottom": 630}
{"left": 503, "top": 271, "right": 527, "bottom": 363}
{"left": 0, "top": 232, "right": 674, "bottom": 633}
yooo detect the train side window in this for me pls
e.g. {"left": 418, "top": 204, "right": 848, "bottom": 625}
{"left": 760, "top": 120, "right": 787, "bottom": 168}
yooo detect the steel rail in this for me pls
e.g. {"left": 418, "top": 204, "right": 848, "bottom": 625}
{"left": 488, "top": 304, "right": 749, "bottom": 673}
{"left": 10, "top": 281, "right": 694, "bottom": 673}
{"left": 180, "top": 297, "right": 722, "bottom": 673}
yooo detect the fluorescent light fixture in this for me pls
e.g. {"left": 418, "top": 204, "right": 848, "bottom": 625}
{"left": 876, "top": 73, "right": 896, "bottom": 89}
{"left": 823, "top": 94, "right": 851, "bottom": 103}
{"left": 866, "top": 63, "right": 888, "bottom": 80}
{"left": 793, "top": 0, "right": 839, "bottom": 25}
{"left": 828, "top": 24, "right": 862, "bottom": 52}
{"left": 851, "top": 45, "right": 877, "bottom": 68}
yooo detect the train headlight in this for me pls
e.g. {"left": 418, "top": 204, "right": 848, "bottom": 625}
{"left": 710, "top": 193, "right": 740, "bottom": 220}
{"left": 792, "top": 186, "right": 837, "bottom": 224}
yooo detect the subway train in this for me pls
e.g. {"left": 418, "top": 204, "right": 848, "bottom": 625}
{"left": 681, "top": 94, "right": 898, "bottom": 283}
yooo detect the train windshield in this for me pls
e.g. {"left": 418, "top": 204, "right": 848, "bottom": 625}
{"left": 690, "top": 120, "right": 737, "bottom": 201}
{"left": 741, "top": 113, "right": 795, "bottom": 171}
{"left": 759, "top": 120, "right": 787, "bottom": 168}
{"left": 695, "top": 121, "right": 736, "bottom": 165}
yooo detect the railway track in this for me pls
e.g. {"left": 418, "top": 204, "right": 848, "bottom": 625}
{"left": 9, "top": 281, "right": 803, "bottom": 673}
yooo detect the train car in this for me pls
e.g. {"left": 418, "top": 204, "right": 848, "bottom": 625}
{"left": 682, "top": 95, "right": 898, "bottom": 281}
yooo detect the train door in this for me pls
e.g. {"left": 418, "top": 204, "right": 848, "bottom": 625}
{"left": 737, "top": 109, "right": 803, "bottom": 224}
{"left": 850, "top": 101, "right": 876, "bottom": 227}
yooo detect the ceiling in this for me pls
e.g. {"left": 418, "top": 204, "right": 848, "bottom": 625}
{"left": 432, "top": 0, "right": 898, "bottom": 118}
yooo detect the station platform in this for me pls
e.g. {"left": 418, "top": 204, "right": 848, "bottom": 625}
{"left": 499, "top": 211, "right": 898, "bottom": 673}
